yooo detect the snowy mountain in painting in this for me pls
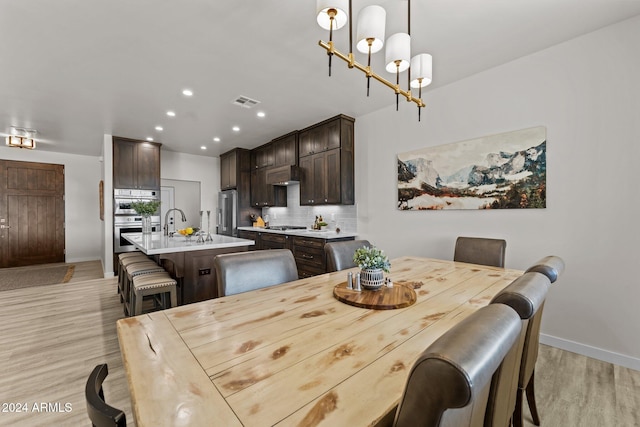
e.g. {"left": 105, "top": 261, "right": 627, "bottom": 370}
{"left": 400, "top": 142, "right": 546, "bottom": 191}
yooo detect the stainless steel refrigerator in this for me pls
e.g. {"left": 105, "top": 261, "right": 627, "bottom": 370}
{"left": 217, "top": 189, "right": 238, "bottom": 236}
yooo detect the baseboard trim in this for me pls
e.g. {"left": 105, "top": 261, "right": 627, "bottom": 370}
{"left": 540, "top": 333, "right": 640, "bottom": 371}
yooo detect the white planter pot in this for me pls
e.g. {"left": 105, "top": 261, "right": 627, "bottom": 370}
{"left": 360, "top": 268, "right": 385, "bottom": 290}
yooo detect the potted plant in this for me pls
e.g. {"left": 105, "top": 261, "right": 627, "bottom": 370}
{"left": 353, "top": 246, "right": 391, "bottom": 290}
{"left": 130, "top": 200, "right": 160, "bottom": 234}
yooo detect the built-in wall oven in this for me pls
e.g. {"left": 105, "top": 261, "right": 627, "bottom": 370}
{"left": 113, "top": 188, "right": 160, "bottom": 253}
{"left": 114, "top": 188, "right": 159, "bottom": 215}
{"left": 114, "top": 215, "right": 161, "bottom": 252}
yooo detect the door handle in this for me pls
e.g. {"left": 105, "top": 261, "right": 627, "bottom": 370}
{"left": 0, "top": 225, "right": 10, "bottom": 229}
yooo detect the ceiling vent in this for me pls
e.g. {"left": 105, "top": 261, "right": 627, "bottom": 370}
{"left": 232, "top": 95, "right": 261, "bottom": 109}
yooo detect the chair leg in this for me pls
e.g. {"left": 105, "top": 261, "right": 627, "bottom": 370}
{"left": 170, "top": 288, "right": 177, "bottom": 309}
{"left": 525, "top": 371, "right": 541, "bottom": 426}
{"left": 134, "top": 290, "right": 143, "bottom": 317}
{"left": 513, "top": 388, "right": 524, "bottom": 427}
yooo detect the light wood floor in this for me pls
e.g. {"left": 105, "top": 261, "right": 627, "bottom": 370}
{"left": 0, "top": 261, "right": 638, "bottom": 426}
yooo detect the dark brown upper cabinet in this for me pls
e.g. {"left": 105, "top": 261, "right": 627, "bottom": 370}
{"left": 113, "top": 137, "right": 161, "bottom": 190}
{"left": 251, "top": 143, "right": 275, "bottom": 169}
{"left": 298, "top": 115, "right": 354, "bottom": 206}
{"left": 273, "top": 131, "right": 298, "bottom": 167}
{"left": 299, "top": 118, "right": 341, "bottom": 157}
{"left": 250, "top": 168, "right": 286, "bottom": 207}
{"left": 220, "top": 148, "right": 251, "bottom": 190}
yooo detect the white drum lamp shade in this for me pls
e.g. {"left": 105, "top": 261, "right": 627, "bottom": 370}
{"left": 410, "top": 53, "right": 433, "bottom": 88}
{"left": 356, "top": 5, "right": 386, "bottom": 54}
{"left": 317, "top": 0, "right": 349, "bottom": 30}
{"left": 385, "top": 33, "right": 411, "bottom": 73}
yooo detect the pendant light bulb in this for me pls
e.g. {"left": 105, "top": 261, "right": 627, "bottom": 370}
{"left": 316, "top": 0, "right": 349, "bottom": 30}
{"left": 410, "top": 54, "right": 433, "bottom": 88}
{"left": 385, "top": 33, "right": 411, "bottom": 73}
{"left": 356, "top": 5, "right": 386, "bottom": 54}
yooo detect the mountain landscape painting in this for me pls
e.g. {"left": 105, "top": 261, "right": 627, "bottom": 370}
{"left": 398, "top": 127, "right": 546, "bottom": 210}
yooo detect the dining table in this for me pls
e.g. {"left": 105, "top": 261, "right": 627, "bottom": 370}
{"left": 116, "top": 256, "right": 522, "bottom": 427}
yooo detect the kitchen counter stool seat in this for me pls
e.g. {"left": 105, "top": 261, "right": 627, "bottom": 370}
{"left": 117, "top": 253, "right": 151, "bottom": 301}
{"left": 130, "top": 272, "right": 177, "bottom": 316}
{"left": 123, "top": 261, "right": 166, "bottom": 316}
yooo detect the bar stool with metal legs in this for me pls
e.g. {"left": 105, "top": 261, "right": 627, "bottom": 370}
{"left": 130, "top": 272, "right": 177, "bottom": 316}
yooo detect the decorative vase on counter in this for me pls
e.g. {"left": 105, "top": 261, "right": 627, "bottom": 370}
{"left": 141, "top": 215, "right": 152, "bottom": 234}
{"left": 360, "top": 268, "right": 385, "bottom": 290}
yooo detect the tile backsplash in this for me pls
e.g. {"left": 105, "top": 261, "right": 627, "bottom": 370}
{"left": 262, "top": 184, "right": 357, "bottom": 232}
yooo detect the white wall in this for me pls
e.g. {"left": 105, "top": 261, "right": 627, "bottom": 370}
{"left": 161, "top": 150, "right": 219, "bottom": 215}
{"left": 0, "top": 145, "right": 104, "bottom": 263}
{"left": 355, "top": 15, "right": 640, "bottom": 370}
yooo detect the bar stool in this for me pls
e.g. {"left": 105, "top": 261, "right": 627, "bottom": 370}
{"left": 117, "top": 252, "right": 149, "bottom": 301}
{"left": 123, "top": 261, "right": 166, "bottom": 316}
{"left": 130, "top": 272, "right": 177, "bottom": 316}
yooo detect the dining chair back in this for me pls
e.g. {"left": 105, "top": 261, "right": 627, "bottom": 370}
{"left": 525, "top": 255, "right": 565, "bottom": 283}
{"left": 324, "top": 239, "right": 372, "bottom": 272}
{"left": 215, "top": 249, "right": 299, "bottom": 297}
{"left": 488, "top": 271, "right": 552, "bottom": 427}
{"left": 393, "top": 304, "right": 521, "bottom": 427}
{"left": 502, "top": 255, "right": 563, "bottom": 427}
{"left": 85, "top": 364, "right": 126, "bottom": 427}
{"left": 454, "top": 236, "right": 507, "bottom": 268}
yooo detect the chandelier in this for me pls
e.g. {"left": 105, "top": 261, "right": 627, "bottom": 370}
{"left": 316, "top": 0, "right": 432, "bottom": 120}
{"left": 5, "top": 127, "right": 37, "bottom": 149}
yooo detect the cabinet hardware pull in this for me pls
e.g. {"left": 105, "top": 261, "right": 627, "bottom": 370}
{"left": 301, "top": 254, "right": 314, "bottom": 260}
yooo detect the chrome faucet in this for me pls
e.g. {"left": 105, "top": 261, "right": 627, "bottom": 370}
{"left": 164, "top": 208, "right": 187, "bottom": 235}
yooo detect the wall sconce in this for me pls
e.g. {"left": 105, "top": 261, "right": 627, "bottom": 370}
{"left": 6, "top": 127, "right": 37, "bottom": 149}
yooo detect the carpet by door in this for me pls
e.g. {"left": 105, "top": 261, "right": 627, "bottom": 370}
{"left": 0, "top": 264, "right": 75, "bottom": 292}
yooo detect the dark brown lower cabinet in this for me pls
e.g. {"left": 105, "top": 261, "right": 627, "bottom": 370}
{"left": 291, "top": 235, "right": 355, "bottom": 278}
{"left": 237, "top": 230, "right": 355, "bottom": 278}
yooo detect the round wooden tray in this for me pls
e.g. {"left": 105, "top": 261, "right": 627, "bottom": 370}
{"left": 333, "top": 282, "right": 417, "bottom": 310}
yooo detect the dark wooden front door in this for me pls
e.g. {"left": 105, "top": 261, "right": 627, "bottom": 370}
{"left": 0, "top": 160, "right": 65, "bottom": 267}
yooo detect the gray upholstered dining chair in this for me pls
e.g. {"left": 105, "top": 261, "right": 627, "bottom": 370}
{"left": 214, "top": 249, "right": 299, "bottom": 297}
{"left": 525, "top": 255, "right": 565, "bottom": 284}
{"left": 393, "top": 304, "right": 522, "bottom": 427}
{"left": 324, "top": 239, "right": 372, "bottom": 272}
{"left": 499, "top": 255, "right": 562, "bottom": 427}
{"left": 489, "top": 271, "right": 552, "bottom": 427}
{"left": 454, "top": 236, "right": 507, "bottom": 268}
{"left": 85, "top": 364, "right": 126, "bottom": 427}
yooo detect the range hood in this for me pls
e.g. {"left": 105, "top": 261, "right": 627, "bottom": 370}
{"left": 266, "top": 165, "right": 300, "bottom": 186}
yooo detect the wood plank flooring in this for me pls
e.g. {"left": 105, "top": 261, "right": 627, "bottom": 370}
{"left": 0, "top": 260, "right": 638, "bottom": 426}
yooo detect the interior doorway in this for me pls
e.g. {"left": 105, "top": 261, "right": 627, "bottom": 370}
{"left": 161, "top": 179, "right": 201, "bottom": 232}
{"left": 160, "top": 186, "right": 175, "bottom": 233}
{"left": 0, "top": 160, "right": 65, "bottom": 268}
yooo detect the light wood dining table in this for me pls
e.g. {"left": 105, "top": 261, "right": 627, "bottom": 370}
{"left": 117, "top": 256, "right": 522, "bottom": 427}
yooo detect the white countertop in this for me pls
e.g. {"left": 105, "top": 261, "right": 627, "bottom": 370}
{"left": 122, "top": 232, "right": 255, "bottom": 255}
{"left": 237, "top": 226, "right": 358, "bottom": 240}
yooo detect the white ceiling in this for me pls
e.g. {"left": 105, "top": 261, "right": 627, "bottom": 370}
{"left": 2, "top": 0, "right": 640, "bottom": 158}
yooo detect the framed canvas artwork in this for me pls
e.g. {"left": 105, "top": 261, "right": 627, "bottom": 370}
{"left": 397, "top": 127, "right": 546, "bottom": 210}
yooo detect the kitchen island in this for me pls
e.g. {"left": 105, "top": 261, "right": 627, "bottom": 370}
{"left": 123, "top": 232, "right": 254, "bottom": 304}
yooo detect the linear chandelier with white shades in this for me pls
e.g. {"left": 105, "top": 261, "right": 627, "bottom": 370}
{"left": 317, "top": 0, "right": 432, "bottom": 120}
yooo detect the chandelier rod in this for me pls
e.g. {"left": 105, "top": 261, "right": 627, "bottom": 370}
{"left": 318, "top": 39, "right": 425, "bottom": 107}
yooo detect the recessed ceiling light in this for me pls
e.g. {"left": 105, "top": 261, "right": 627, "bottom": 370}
{"left": 213, "top": 137, "right": 221, "bottom": 142}
{"left": 166, "top": 111, "right": 176, "bottom": 117}
{"left": 257, "top": 111, "right": 266, "bottom": 118}
{"left": 200, "top": 146, "right": 207, "bottom": 150}
{"left": 182, "top": 89, "right": 193, "bottom": 97}
{"left": 146, "top": 137, "right": 154, "bottom": 141}
{"left": 155, "top": 126, "right": 163, "bottom": 131}
{"left": 232, "top": 126, "right": 240, "bottom": 132}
